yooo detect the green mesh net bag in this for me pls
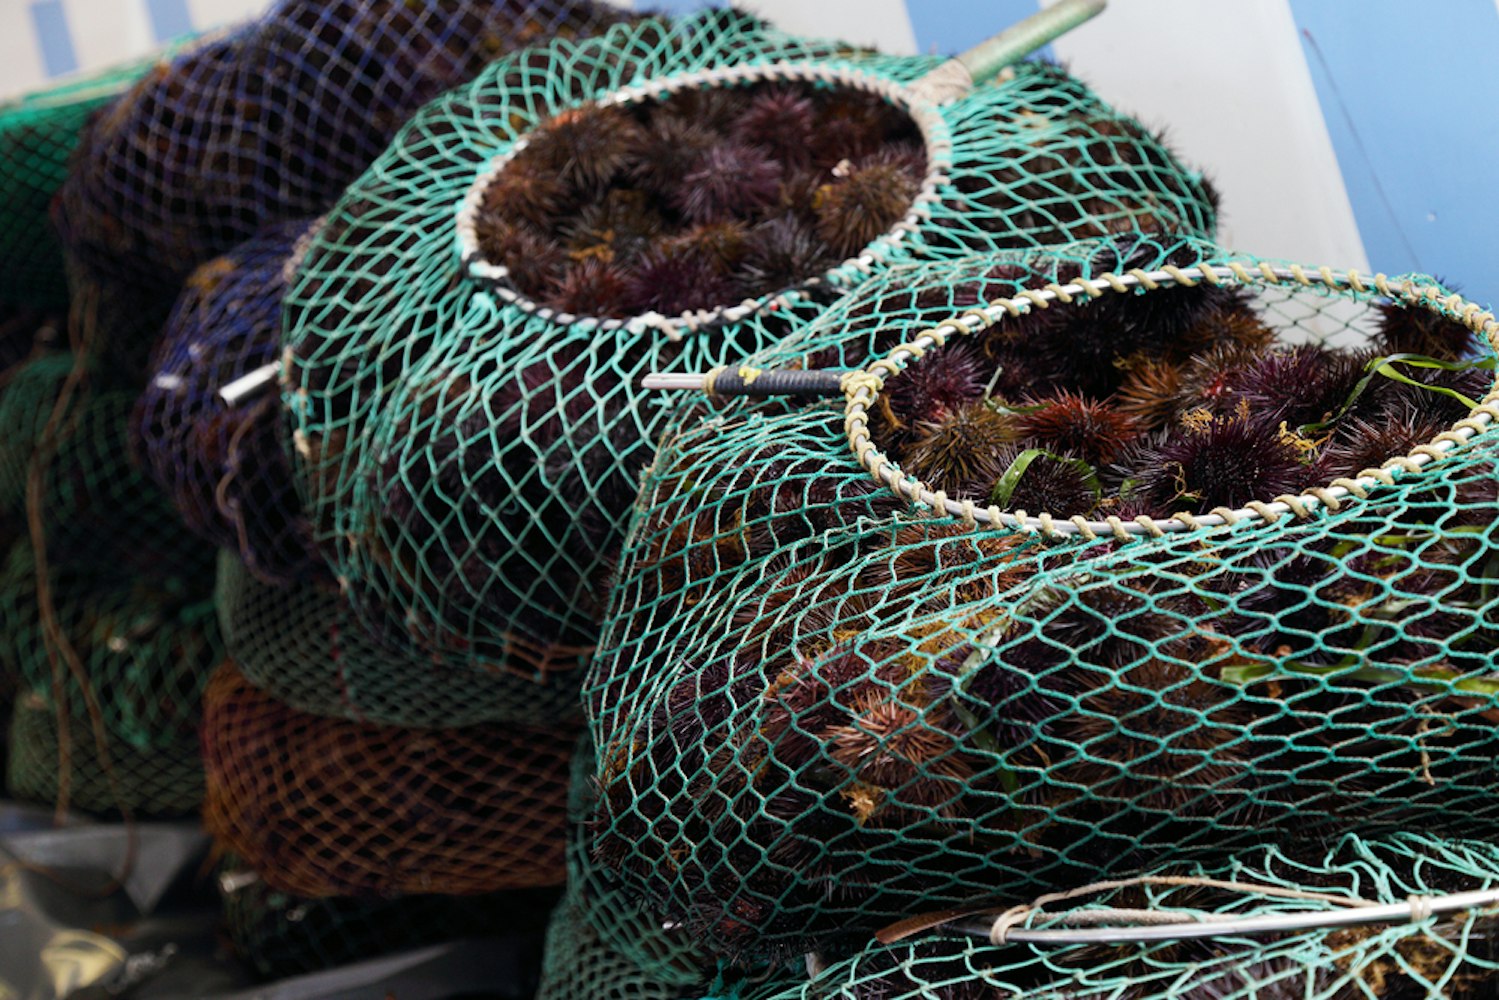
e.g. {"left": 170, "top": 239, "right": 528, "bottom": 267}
{"left": 1, "top": 542, "right": 219, "bottom": 817}
{"left": 717, "top": 832, "right": 1499, "bottom": 998}
{"left": 584, "top": 234, "right": 1499, "bottom": 959}
{"left": 133, "top": 219, "right": 324, "bottom": 586}
{"left": 0, "top": 353, "right": 215, "bottom": 574}
{"left": 216, "top": 549, "right": 578, "bottom": 726}
{"left": 0, "top": 48, "right": 175, "bottom": 310}
{"left": 50, "top": 0, "right": 632, "bottom": 376}
{"left": 280, "top": 8, "right": 1218, "bottom": 690}
{"left": 537, "top": 736, "right": 716, "bottom": 1000}
{"left": 202, "top": 660, "right": 577, "bottom": 898}
{"left": 219, "top": 859, "right": 558, "bottom": 981}
{"left": 7, "top": 690, "right": 203, "bottom": 818}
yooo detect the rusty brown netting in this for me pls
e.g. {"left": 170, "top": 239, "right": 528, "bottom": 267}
{"left": 201, "top": 661, "right": 574, "bottom": 898}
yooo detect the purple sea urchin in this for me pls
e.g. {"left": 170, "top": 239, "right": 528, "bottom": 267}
{"left": 476, "top": 79, "right": 926, "bottom": 320}
{"left": 1127, "top": 411, "right": 1312, "bottom": 515}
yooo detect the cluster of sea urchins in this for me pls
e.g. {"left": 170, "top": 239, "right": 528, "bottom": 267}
{"left": 877, "top": 279, "right": 1488, "bottom": 520}
{"left": 474, "top": 80, "right": 927, "bottom": 319}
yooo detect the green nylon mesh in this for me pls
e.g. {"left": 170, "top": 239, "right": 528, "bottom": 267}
{"left": 537, "top": 736, "right": 715, "bottom": 1000}
{"left": 584, "top": 235, "right": 1499, "bottom": 960}
{"left": 7, "top": 690, "right": 203, "bottom": 817}
{"left": 0, "top": 52, "right": 166, "bottom": 309}
{"left": 0, "top": 541, "right": 218, "bottom": 817}
{"left": 0, "top": 354, "right": 213, "bottom": 573}
{"left": 0, "top": 348, "right": 218, "bottom": 817}
{"left": 718, "top": 832, "right": 1499, "bottom": 999}
{"left": 216, "top": 549, "right": 579, "bottom": 726}
{"left": 281, "top": 8, "right": 1217, "bottom": 691}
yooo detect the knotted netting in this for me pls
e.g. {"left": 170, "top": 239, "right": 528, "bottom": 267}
{"left": 51, "top": 0, "right": 632, "bottom": 373}
{"left": 0, "top": 353, "right": 214, "bottom": 574}
{"left": 280, "top": 7, "right": 1218, "bottom": 683}
{"left": 0, "top": 542, "right": 219, "bottom": 817}
{"left": 537, "top": 736, "right": 716, "bottom": 1000}
{"left": 584, "top": 234, "right": 1499, "bottom": 960}
{"left": 219, "top": 859, "right": 558, "bottom": 980}
{"left": 721, "top": 832, "right": 1499, "bottom": 999}
{"left": 133, "top": 219, "right": 323, "bottom": 586}
{"left": 201, "top": 660, "right": 576, "bottom": 898}
{"left": 215, "top": 550, "right": 579, "bottom": 726}
{"left": 0, "top": 51, "right": 167, "bottom": 311}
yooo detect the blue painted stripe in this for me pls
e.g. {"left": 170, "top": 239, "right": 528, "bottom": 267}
{"left": 29, "top": 0, "right": 78, "bottom": 77}
{"left": 1290, "top": 0, "right": 1499, "bottom": 309}
{"left": 906, "top": 0, "right": 1052, "bottom": 61}
{"left": 145, "top": 0, "right": 195, "bottom": 42}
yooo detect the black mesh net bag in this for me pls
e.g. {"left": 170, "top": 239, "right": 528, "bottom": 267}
{"left": 279, "top": 7, "right": 1219, "bottom": 694}
{"left": 219, "top": 858, "right": 559, "bottom": 981}
{"left": 133, "top": 218, "right": 323, "bottom": 586}
{"left": 51, "top": 0, "right": 634, "bottom": 376}
{"left": 583, "top": 234, "right": 1499, "bottom": 960}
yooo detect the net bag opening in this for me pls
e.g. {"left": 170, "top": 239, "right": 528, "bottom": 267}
{"left": 456, "top": 61, "right": 944, "bottom": 334}
{"left": 844, "top": 259, "right": 1499, "bottom": 538}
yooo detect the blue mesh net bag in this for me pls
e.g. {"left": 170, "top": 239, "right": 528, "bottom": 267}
{"left": 51, "top": 0, "right": 633, "bottom": 375}
{"left": 133, "top": 218, "right": 323, "bottom": 586}
{"left": 280, "top": 7, "right": 1219, "bottom": 693}
{"left": 583, "top": 234, "right": 1499, "bottom": 960}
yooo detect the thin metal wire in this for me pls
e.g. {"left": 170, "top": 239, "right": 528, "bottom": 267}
{"left": 947, "top": 887, "right": 1499, "bottom": 946}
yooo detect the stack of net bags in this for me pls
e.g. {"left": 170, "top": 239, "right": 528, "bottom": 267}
{"left": 271, "top": 10, "right": 1231, "bottom": 986}
{"left": 580, "top": 232, "right": 1499, "bottom": 994}
{"left": 92, "top": 0, "right": 648, "bottom": 978}
{"left": 276, "top": 6, "right": 1218, "bottom": 693}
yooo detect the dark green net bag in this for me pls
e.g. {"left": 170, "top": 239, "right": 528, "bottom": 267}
{"left": 280, "top": 8, "right": 1218, "bottom": 700}
{"left": 0, "top": 47, "right": 180, "bottom": 310}
{"left": 1, "top": 542, "right": 219, "bottom": 817}
{"left": 584, "top": 234, "right": 1499, "bottom": 959}
{"left": 538, "top": 737, "right": 715, "bottom": 1000}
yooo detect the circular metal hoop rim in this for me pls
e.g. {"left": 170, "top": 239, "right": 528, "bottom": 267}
{"left": 842, "top": 261, "right": 1499, "bottom": 541}
{"left": 453, "top": 60, "right": 955, "bottom": 340}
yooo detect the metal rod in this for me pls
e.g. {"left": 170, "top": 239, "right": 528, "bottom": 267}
{"left": 218, "top": 362, "right": 281, "bottom": 407}
{"left": 641, "top": 373, "right": 709, "bottom": 391}
{"left": 641, "top": 369, "right": 849, "bottom": 398}
{"left": 958, "top": 0, "right": 1107, "bottom": 85}
{"left": 948, "top": 886, "right": 1499, "bottom": 947}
